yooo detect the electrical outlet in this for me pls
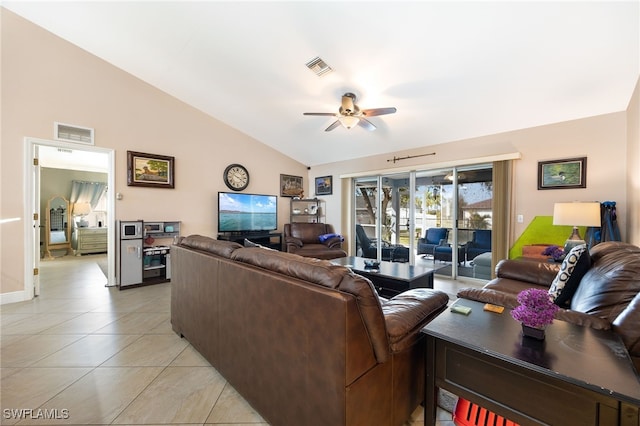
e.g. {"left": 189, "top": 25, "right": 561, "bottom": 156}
{"left": 517, "top": 214, "right": 524, "bottom": 223}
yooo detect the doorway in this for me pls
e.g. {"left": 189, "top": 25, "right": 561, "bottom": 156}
{"left": 25, "top": 138, "right": 115, "bottom": 297}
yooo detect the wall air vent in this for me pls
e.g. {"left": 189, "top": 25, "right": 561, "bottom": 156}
{"left": 54, "top": 122, "right": 94, "bottom": 145}
{"left": 305, "top": 57, "right": 333, "bottom": 77}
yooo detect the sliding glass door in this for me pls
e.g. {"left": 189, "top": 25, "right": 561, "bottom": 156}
{"left": 354, "top": 174, "right": 411, "bottom": 261}
{"left": 414, "top": 169, "right": 461, "bottom": 274}
{"left": 353, "top": 163, "right": 493, "bottom": 279}
{"left": 453, "top": 165, "right": 493, "bottom": 279}
{"left": 354, "top": 177, "right": 381, "bottom": 259}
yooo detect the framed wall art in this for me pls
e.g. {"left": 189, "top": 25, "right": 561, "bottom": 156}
{"left": 127, "top": 151, "right": 175, "bottom": 188}
{"left": 280, "top": 174, "right": 303, "bottom": 197}
{"left": 537, "top": 157, "right": 586, "bottom": 190}
{"left": 315, "top": 175, "right": 333, "bottom": 195}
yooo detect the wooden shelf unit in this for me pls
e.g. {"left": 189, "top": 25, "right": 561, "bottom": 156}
{"left": 290, "top": 198, "right": 322, "bottom": 223}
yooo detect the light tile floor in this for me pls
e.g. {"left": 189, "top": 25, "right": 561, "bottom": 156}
{"left": 1, "top": 254, "right": 478, "bottom": 425}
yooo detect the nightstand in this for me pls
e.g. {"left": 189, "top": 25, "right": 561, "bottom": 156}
{"left": 73, "top": 227, "right": 107, "bottom": 255}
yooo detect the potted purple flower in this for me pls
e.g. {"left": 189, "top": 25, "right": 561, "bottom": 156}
{"left": 511, "top": 288, "right": 559, "bottom": 340}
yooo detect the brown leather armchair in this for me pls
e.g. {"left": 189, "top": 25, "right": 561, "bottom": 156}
{"left": 284, "top": 223, "right": 347, "bottom": 259}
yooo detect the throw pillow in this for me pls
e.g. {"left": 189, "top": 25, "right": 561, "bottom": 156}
{"left": 244, "top": 238, "right": 262, "bottom": 248}
{"left": 244, "top": 238, "right": 274, "bottom": 250}
{"left": 548, "top": 244, "right": 591, "bottom": 307}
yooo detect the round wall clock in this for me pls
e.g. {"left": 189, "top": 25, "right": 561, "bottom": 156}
{"left": 223, "top": 164, "right": 250, "bottom": 191}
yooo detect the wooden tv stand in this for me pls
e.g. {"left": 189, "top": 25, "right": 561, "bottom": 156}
{"left": 217, "top": 232, "right": 283, "bottom": 251}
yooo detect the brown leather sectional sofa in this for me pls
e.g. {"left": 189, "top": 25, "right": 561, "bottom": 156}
{"left": 458, "top": 241, "right": 640, "bottom": 370}
{"left": 171, "top": 234, "right": 449, "bottom": 426}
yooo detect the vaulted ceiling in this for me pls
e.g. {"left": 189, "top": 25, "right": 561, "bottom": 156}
{"left": 4, "top": 1, "right": 639, "bottom": 166}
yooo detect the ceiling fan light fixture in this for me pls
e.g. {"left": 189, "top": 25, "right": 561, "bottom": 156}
{"left": 339, "top": 116, "right": 359, "bottom": 129}
{"left": 304, "top": 92, "right": 396, "bottom": 131}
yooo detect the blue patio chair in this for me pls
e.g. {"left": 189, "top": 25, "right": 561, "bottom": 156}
{"left": 417, "top": 228, "right": 449, "bottom": 257}
{"left": 466, "top": 229, "right": 492, "bottom": 261}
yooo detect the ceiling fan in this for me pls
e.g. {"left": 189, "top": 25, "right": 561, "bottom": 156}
{"left": 303, "top": 92, "right": 397, "bottom": 132}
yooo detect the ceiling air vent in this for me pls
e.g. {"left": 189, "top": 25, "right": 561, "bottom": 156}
{"left": 305, "top": 57, "right": 333, "bottom": 77}
{"left": 54, "top": 122, "right": 94, "bottom": 145}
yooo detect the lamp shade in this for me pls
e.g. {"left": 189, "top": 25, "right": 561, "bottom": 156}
{"left": 553, "top": 202, "right": 601, "bottom": 227}
{"left": 73, "top": 202, "right": 91, "bottom": 216}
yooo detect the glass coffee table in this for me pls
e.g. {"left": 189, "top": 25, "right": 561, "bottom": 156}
{"left": 330, "top": 256, "right": 444, "bottom": 298}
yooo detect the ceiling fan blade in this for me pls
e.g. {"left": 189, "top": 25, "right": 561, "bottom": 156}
{"left": 361, "top": 107, "right": 397, "bottom": 117}
{"left": 303, "top": 112, "right": 337, "bottom": 116}
{"left": 357, "top": 118, "right": 377, "bottom": 131}
{"left": 325, "top": 120, "right": 341, "bottom": 132}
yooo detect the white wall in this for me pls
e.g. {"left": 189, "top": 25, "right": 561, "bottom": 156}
{"left": 1, "top": 10, "right": 307, "bottom": 296}
{"left": 309, "top": 111, "right": 630, "bottom": 251}
{"left": 626, "top": 78, "right": 640, "bottom": 246}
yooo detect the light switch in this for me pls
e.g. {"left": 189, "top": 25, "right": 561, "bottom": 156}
{"left": 517, "top": 214, "right": 524, "bottom": 223}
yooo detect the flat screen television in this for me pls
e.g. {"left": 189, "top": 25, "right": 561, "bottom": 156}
{"left": 218, "top": 192, "right": 278, "bottom": 233}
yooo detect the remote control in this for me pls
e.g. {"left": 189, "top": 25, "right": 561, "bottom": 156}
{"left": 483, "top": 303, "right": 505, "bottom": 314}
{"left": 451, "top": 305, "right": 472, "bottom": 315}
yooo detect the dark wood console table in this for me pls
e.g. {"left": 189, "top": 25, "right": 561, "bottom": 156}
{"left": 217, "top": 232, "right": 283, "bottom": 251}
{"left": 422, "top": 299, "right": 640, "bottom": 426}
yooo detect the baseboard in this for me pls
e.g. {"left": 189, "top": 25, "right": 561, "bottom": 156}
{"left": 0, "top": 290, "right": 27, "bottom": 305}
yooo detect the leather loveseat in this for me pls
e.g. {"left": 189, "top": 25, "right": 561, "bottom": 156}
{"left": 457, "top": 241, "right": 640, "bottom": 370}
{"left": 284, "top": 222, "right": 347, "bottom": 259}
{"left": 171, "top": 235, "right": 449, "bottom": 426}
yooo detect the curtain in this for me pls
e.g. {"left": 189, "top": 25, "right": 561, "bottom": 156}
{"left": 70, "top": 180, "right": 106, "bottom": 209}
{"left": 492, "top": 160, "right": 512, "bottom": 278}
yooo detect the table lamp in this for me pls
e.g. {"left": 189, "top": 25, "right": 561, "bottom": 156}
{"left": 73, "top": 202, "right": 91, "bottom": 228}
{"left": 552, "top": 202, "right": 601, "bottom": 252}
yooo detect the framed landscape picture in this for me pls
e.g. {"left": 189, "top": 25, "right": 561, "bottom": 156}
{"left": 537, "top": 157, "right": 586, "bottom": 190}
{"left": 127, "top": 151, "right": 175, "bottom": 188}
{"left": 280, "top": 174, "right": 303, "bottom": 197}
{"left": 315, "top": 175, "right": 333, "bottom": 195}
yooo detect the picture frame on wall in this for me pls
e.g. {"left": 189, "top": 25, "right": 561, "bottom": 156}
{"left": 537, "top": 157, "right": 586, "bottom": 190}
{"left": 315, "top": 175, "right": 333, "bottom": 195}
{"left": 280, "top": 174, "right": 303, "bottom": 197}
{"left": 127, "top": 151, "right": 175, "bottom": 188}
